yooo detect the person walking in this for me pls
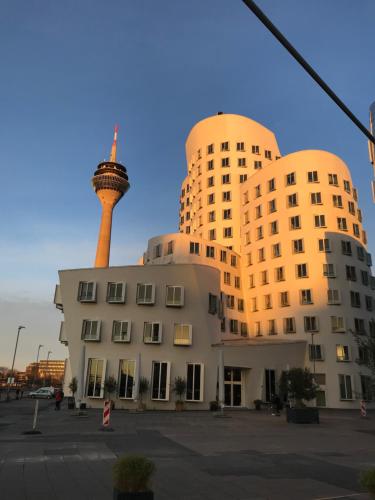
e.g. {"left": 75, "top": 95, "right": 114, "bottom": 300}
{"left": 55, "top": 389, "right": 63, "bottom": 411}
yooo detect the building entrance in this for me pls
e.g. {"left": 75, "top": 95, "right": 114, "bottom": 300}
{"left": 224, "top": 367, "right": 242, "bottom": 406}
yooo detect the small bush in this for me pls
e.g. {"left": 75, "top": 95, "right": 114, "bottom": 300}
{"left": 360, "top": 469, "right": 375, "bottom": 496}
{"left": 113, "top": 455, "right": 155, "bottom": 493}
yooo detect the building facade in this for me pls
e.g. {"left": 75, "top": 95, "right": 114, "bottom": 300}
{"left": 56, "top": 113, "right": 374, "bottom": 409}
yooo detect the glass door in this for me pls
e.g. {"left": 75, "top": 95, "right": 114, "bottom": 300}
{"left": 224, "top": 367, "right": 242, "bottom": 406}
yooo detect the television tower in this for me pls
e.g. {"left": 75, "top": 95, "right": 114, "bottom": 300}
{"left": 92, "top": 126, "right": 130, "bottom": 267}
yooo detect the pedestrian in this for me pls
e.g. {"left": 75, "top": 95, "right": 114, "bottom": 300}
{"left": 55, "top": 389, "right": 63, "bottom": 411}
{"left": 20, "top": 388, "right": 24, "bottom": 399}
{"left": 271, "top": 393, "right": 281, "bottom": 416}
{"left": 15, "top": 388, "right": 20, "bottom": 400}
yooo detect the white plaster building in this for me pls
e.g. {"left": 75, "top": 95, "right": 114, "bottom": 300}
{"left": 56, "top": 113, "right": 374, "bottom": 409}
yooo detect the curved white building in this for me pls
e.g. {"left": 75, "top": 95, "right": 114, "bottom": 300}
{"left": 56, "top": 114, "right": 374, "bottom": 410}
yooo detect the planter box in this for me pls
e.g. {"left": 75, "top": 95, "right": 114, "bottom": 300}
{"left": 67, "top": 397, "right": 75, "bottom": 410}
{"left": 286, "top": 407, "right": 319, "bottom": 424}
{"left": 113, "top": 490, "right": 154, "bottom": 500}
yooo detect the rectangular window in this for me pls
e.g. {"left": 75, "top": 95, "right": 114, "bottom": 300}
{"left": 166, "top": 240, "right": 174, "bottom": 255}
{"left": 268, "top": 319, "right": 277, "bottom": 335}
{"left": 81, "top": 320, "right": 101, "bottom": 341}
{"left": 249, "top": 274, "right": 255, "bottom": 288}
{"left": 280, "top": 291, "right": 289, "bottom": 307}
{"left": 327, "top": 289, "right": 341, "bottom": 305}
{"left": 272, "top": 243, "right": 281, "bottom": 258}
{"left": 207, "top": 159, "right": 214, "bottom": 170}
{"left": 353, "top": 223, "right": 360, "bottom": 237}
{"left": 260, "top": 270, "right": 269, "bottom": 285}
{"left": 346, "top": 265, "right": 357, "bottom": 281}
{"left": 296, "top": 263, "right": 308, "bottom": 278}
{"left": 222, "top": 174, "right": 230, "bottom": 184}
{"left": 365, "top": 295, "right": 373, "bottom": 311}
{"left": 239, "top": 174, "right": 248, "bottom": 183}
{"left": 223, "top": 208, "right": 232, "bottom": 219}
{"left": 208, "top": 211, "right": 215, "bottom": 223}
{"left": 231, "top": 255, "right": 237, "bottom": 267}
{"left": 290, "top": 215, "right": 301, "bottom": 230}
{"left": 275, "top": 266, "right": 285, "bottom": 281}
{"left": 258, "top": 247, "right": 265, "bottom": 262}
{"left": 314, "top": 215, "right": 326, "bottom": 228}
{"left": 287, "top": 193, "right": 298, "bottom": 207}
{"left": 235, "top": 277, "right": 241, "bottom": 289}
{"left": 236, "top": 142, "right": 245, "bottom": 151}
{"left": 331, "top": 316, "right": 345, "bottom": 333}
{"left": 166, "top": 285, "right": 184, "bottom": 307}
{"left": 264, "top": 294, "right": 272, "bottom": 310}
{"left": 357, "top": 246, "right": 365, "bottom": 261}
{"left": 348, "top": 201, "right": 355, "bottom": 215}
{"left": 251, "top": 297, "right": 258, "bottom": 312}
{"left": 255, "top": 205, "right": 262, "bottom": 219}
{"left": 151, "top": 361, "right": 170, "bottom": 400}
{"left": 207, "top": 176, "right": 214, "bottom": 188}
{"left": 355, "top": 318, "right": 366, "bottom": 335}
{"left": 304, "top": 316, "right": 319, "bottom": 332}
{"left": 86, "top": 358, "right": 105, "bottom": 398}
{"left": 107, "top": 282, "right": 126, "bottom": 303}
{"left": 226, "top": 295, "right": 235, "bottom": 309}
{"left": 309, "top": 344, "right": 323, "bottom": 361}
{"left": 292, "top": 239, "right": 304, "bottom": 253}
{"left": 284, "top": 317, "right": 296, "bottom": 333}
{"left": 310, "top": 192, "right": 322, "bottom": 205}
{"left": 323, "top": 263, "right": 336, "bottom": 277}
{"left": 118, "top": 359, "right": 136, "bottom": 399}
{"left": 229, "top": 319, "right": 239, "bottom": 334}
{"left": 136, "top": 283, "right": 155, "bottom": 305}
{"left": 265, "top": 150, "right": 272, "bottom": 160}
{"left": 268, "top": 199, "right": 277, "bottom": 213}
{"left": 154, "top": 244, "right": 162, "bottom": 258}
{"left": 336, "top": 345, "right": 350, "bottom": 362}
{"left": 143, "top": 322, "right": 162, "bottom": 343}
{"left": 221, "top": 141, "right": 229, "bottom": 151}
{"left": 339, "top": 374, "right": 353, "bottom": 400}
{"left": 238, "top": 158, "right": 246, "bottom": 167}
{"left": 300, "top": 289, "right": 313, "bottom": 305}
{"left": 112, "top": 320, "right": 131, "bottom": 342}
{"left": 350, "top": 291, "right": 361, "bottom": 308}
{"left": 78, "top": 281, "right": 96, "bottom": 302}
{"left": 223, "top": 227, "right": 233, "bottom": 238}
{"left": 255, "top": 184, "right": 261, "bottom": 198}
{"left": 237, "top": 298, "right": 244, "bottom": 311}
{"left": 222, "top": 191, "right": 231, "bottom": 202}
{"left": 206, "top": 245, "right": 215, "bottom": 258}
{"left": 255, "top": 321, "right": 262, "bottom": 336}
{"left": 220, "top": 250, "right": 227, "bottom": 263}
{"left": 328, "top": 173, "right": 338, "bottom": 186}
{"left": 186, "top": 363, "right": 203, "bottom": 402}
{"left": 286, "top": 172, "right": 296, "bottom": 186}
{"left": 241, "top": 322, "right": 248, "bottom": 337}
{"left": 333, "top": 194, "right": 343, "bottom": 208}
{"left": 208, "top": 193, "right": 215, "bottom": 204}
{"left": 318, "top": 238, "right": 331, "bottom": 252}
{"left": 268, "top": 178, "right": 276, "bottom": 192}
{"left": 224, "top": 272, "right": 231, "bottom": 285}
{"left": 208, "top": 229, "right": 216, "bottom": 240}
{"left": 190, "top": 242, "right": 200, "bottom": 255}
{"left": 254, "top": 160, "right": 262, "bottom": 169}
{"left": 341, "top": 240, "right": 352, "bottom": 256}
{"left": 343, "top": 180, "right": 351, "bottom": 193}
{"left": 174, "top": 324, "right": 192, "bottom": 345}
{"left": 270, "top": 220, "right": 278, "bottom": 235}
{"left": 252, "top": 145, "right": 260, "bottom": 154}
{"left": 207, "top": 144, "right": 214, "bottom": 154}
{"left": 256, "top": 226, "right": 263, "bottom": 240}
{"left": 208, "top": 293, "right": 218, "bottom": 314}
{"left": 221, "top": 157, "right": 230, "bottom": 167}
{"left": 337, "top": 217, "right": 348, "bottom": 231}
{"left": 307, "top": 171, "right": 318, "bottom": 183}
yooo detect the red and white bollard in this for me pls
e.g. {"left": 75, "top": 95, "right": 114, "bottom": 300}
{"left": 360, "top": 399, "right": 367, "bottom": 418}
{"left": 100, "top": 400, "right": 113, "bottom": 431}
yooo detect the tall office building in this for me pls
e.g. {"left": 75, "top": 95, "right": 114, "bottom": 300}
{"left": 55, "top": 114, "right": 374, "bottom": 409}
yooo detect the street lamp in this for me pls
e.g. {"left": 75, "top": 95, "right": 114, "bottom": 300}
{"left": 44, "top": 350, "right": 52, "bottom": 386}
{"left": 6, "top": 326, "right": 26, "bottom": 401}
{"left": 310, "top": 332, "right": 317, "bottom": 377}
{"left": 33, "top": 344, "right": 43, "bottom": 387}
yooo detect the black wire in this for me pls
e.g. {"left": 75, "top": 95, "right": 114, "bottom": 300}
{"left": 241, "top": 0, "right": 375, "bottom": 146}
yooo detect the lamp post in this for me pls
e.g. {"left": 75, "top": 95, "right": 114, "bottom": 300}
{"left": 44, "top": 350, "right": 52, "bottom": 387}
{"left": 6, "top": 326, "right": 26, "bottom": 401}
{"left": 33, "top": 344, "right": 43, "bottom": 387}
{"left": 310, "top": 332, "right": 317, "bottom": 377}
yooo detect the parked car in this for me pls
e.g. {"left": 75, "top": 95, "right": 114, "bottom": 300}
{"left": 29, "top": 388, "right": 54, "bottom": 399}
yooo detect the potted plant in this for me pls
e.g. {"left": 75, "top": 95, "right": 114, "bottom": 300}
{"left": 279, "top": 368, "right": 319, "bottom": 424}
{"left": 360, "top": 469, "right": 375, "bottom": 499}
{"left": 138, "top": 377, "right": 149, "bottom": 411}
{"left": 113, "top": 455, "right": 155, "bottom": 499}
{"left": 104, "top": 376, "right": 117, "bottom": 410}
{"left": 253, "top": 399, "right": 262, "bottom": 411}
{"left": 172, "top": 377, "right": 186, "bottom": 411}
{"left": 68, "top": 377, "right": 78, "bottom": 410}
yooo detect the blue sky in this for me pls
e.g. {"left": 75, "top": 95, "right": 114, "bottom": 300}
{"left": 0, "top": 0, "right": 374, "bottom": 369}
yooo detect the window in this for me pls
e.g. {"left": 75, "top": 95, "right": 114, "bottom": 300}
{"left": 223, "top": 208, "right": 232, "bottom": 219}
{"left": 230, "top": 255, "right": 237, "bottom": 267}
{"left": 220, "top": 250, "right": 227, "bottom": 263}
{"left": 166, "top": 240, "right": 174, "bottom": 255}
{"left": 296, "top": 263, "right": 308, "bottom": 278}
{"left": 118, "top": 359, "right": 136, "bottom": 399}
{"left": 258, "top": 247, "right": 265, "bottom": 262}
{"left": 290, "top": 215, "right": 301, "bottom": 230}
{"left": 236, "top": 142, "right": 245, "bottom": 151}
{"left": 310, "top": 192, "right": 322, "bottom": 205}
{"left": 337, "top": 217, "right": 348, "bottom": 231}
{"left": 268, "top": 199, "right": 277, "bottom": 213}
{"left": 272, "top": 243, "right": 281, "bottom": 258}
{"left": 339, "top": 374, "right": 352, "bottom": 400}
{"left": 268, "top": 178, "right": 276, "bottom": 192}
{"left": 241, "top": 322, "right": 248, "bottom": 337}
{"left": 243, "top": 191, "right": 249, "bottom": 204}
{"left": 112, "top": 321, "right": 131, "bottom": 342}
{"left": 154, "top": 244, "right": 162, "bottom": 258}
{"left": 223, "top": 227, "right": 233, "bottom": 238}
{"left": 341, "top": 240, "right": 352, "bottom": 256}
{"left": 361, "top": 270, "right": 369, "bottom": 286}
{"left": 222, "top": 191, "right": 231, "bottom": 202}
{"left": 327, "top": 289, "right": 341, "bottom": 305}
{"left": 208, "top": 293, "right": 218, "bottom": 314}
{"left": 254, "top": 160, "right": 262, "bottom": 169}
{"left": 357, "top": 246, "right": 365, "bottom": 261}
{"left": 208, "top": 229, "right": 216, "bottom": 240}
{"left": 81, "top": 320, "right": 101, "bottom": 341}
{"left": 346, "top": 265, "right": 357, "bottom": 281}
{"left": 348, "top": 201, "right": 355, "bottom": 215}
{"left": 226, "top": 295, "right": 235, "bottom": 309}
{"left": 256, "top": 226, "right": 263, "bottom": 240}
{"left": 367, "top": 253, "right": 372, "bottom": 267}
{"left": 251, "top": 297, "right": 258, "bottom": 312}
{"left": 136, "top": 283, "right": 155, "bottom": 305}
{"left": 174, "top": 324, "right": 192, "bottom": 345}
{"left": 186, "top": 363, "right": 203, "bottom": 402}
{"left": 221, "top": 157, "right": 230, "bottom": 167}
{"left": 221, "top": 141, "right": 229, "bottom": 151}
{"left": 185, "top": 212, "right": 190, "bottom": 221}
{"left": 304, "top": 316, "right": 319, "bottom": 332}
{"left": 255, "top": 205, "right": 262, "bottom": 219}
{"left": 300, "top": 289, "right": 313, "bottom": 305}
{"left": 255, "top": 321, "right": 262, "bottom": 336}
{"left": 365, "top": 295, "right": 373, "bottom": 311}
{"left": 224, "top": 272, "right": 231, "bottom": 285}
{"left": 284, "top": 317, "right": 296, "bottom": 333}
{"left": 292, "top": 239, "right": 304, "bottom": 253}
{"left": 357, "top": 208, "right": 362, "bottom": 222}
{"left": 336, "top": 345, "right": 350, "bottom": 362}
{"left": 249, "top": 274, "right": 255, "bottom": 288}
{"left": 207, "top": 159, "right": 214, "bottom": 170}
{"left": 280, "top": 291, "right": 290, "bottom": 307}
{"left": 239, "top": 174, "right": 248, "bottom": 183}
{"left": 328, "top": 173, "right": 338, "bottom": 186}
{"left": 208, "top": 193, "right": 215, "bottom": 204}
{"left": 286, "top": 172, "right": 296, "bottom": 186}
{"left": 350, "top": 291, "right": 361, "bottom": 308}
{"left": 206, "top": 245, "right": 215, "bottom": 258}
{"left": 143, "top": 322, "right": 162, "bottom": 343}
{"left": 314, "top": 215, "right": 326, "bottom": 228}
{"left": 107, "top": 282, "right": 126, "bottom": 303}
{"left": 265, "top": 150, "right": 272, "bottom": 160}
{"left": 268, "top": 319, "right": 277, "bottom": 335}
{"left": 260, "top": 270, "right": 269, "bottom": 285}
{"left": 333, "top": 194, "right": 343, "bottom": 208}
{"left": 229, "top": 319, "right": 239, "bottom": 334}
{"left": 254, "top": 184, "right": 261, "bottom": 198}
{"left": 331, "top": 316, "right": 345, "bottom": 333}
{"left": 78, "top": 281, "right": 96, "bottom": 302}
{"left": 355, "top": 318, "right": 366, "bottom": 335}
{"left": 275, "top": 266, "right": 285, "bottom": 281}
{"left": 252, "top": 145, "right": 260, "bottom": 154}
{"left": 307, "top": 171, "right": 318, "bottom": 183}
{"left": 238, "top": 158, "right": 246, "bottom": 167}
{"left": 237, "top": 298, "right": 244, "bottom": 311}
{"left": 323, "top": 263, "right": 336, "bottom": 277}
{"left": 270, "top": 221, "right": 278, "bottom": 235}
{"left": 235, "top": 277, "right": 241, "bottom": 289}
{"left": 353, "top": 187, "right": 358, "bottom": 201}
{"left": 86, "top": 359, "right": 105, "bottom": 398}
{"left": 343, "top": 180, "right": 351, "bottom": 193}
{"left": 207, "top": 176, "right": 214, "bottom": 188}
{"left": 318, "top": 238, "right": 331, "bottom": 252}
{"left": 207, "top": 144, "right": 214, "bottom": 154}
{"left": 166, "top": 286, "right": 184, "bottom": 307}
{"left": 151, "top": 361, "right": 170, "bottom": 400}
{"left": 353, "top": 224, "right": 360, "bottom": 237}
{"left": 208, "top": 211, "right": 215, "bottom": 223}
{"left": 309, "top": 344, "right": 323, "bottom": 361}
{"left": 222, "top": 174, "right": 230, "bottom": 184}
{"left": 287, "top": 193, "right": 298, "bottom": 207}
{"left": 190, "top": 241, "right": 200, "bottom": 255}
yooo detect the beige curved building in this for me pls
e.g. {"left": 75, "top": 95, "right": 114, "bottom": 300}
{"left": 56, "top": 113, "right": 374, "bottom": 410}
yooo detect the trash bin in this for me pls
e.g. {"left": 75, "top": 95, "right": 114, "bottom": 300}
{"left": 67, "top": 397, "right": 75, "bottom": 410}
{"left": 79, "top": 403, "right": 86, "bottom": 410}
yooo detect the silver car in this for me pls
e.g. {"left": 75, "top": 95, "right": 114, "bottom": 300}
{"left": 29, "top": 388, "right": 54, "bottom": 399}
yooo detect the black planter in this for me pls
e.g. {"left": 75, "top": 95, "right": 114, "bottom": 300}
{"left": 286, "top": 407, "right": 319, "bottom": 424}
{"left": 113, "top": 490, "right": 154, "bottom": 500}
{"left": 67, "top": 397, "right": 75, "bottom": 410}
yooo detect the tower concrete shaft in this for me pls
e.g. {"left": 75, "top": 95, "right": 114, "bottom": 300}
{"left": 92, "top": 126, "right": 130, "bottom": 268}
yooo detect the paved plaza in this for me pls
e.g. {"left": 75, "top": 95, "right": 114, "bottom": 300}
{"left": 0, "top": 398, "right": 374, "bottom": 500}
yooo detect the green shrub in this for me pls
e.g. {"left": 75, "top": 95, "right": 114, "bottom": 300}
{"left": 172, "top": 377, "right": 187, "bottom": 402}
{"left": 113, "top": 455, "right": 155, "bottom": 493}
{"left": 360, "top": 469, "right": 375, "bottom": 496}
